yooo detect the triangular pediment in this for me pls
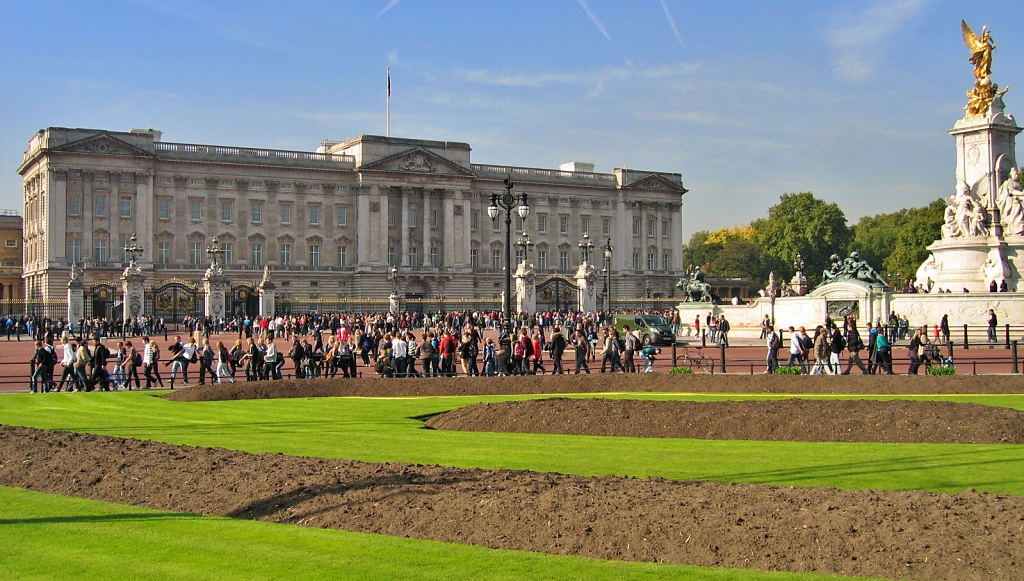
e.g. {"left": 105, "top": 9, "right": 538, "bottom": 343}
{"left": 51, "top": 133, "right": 153, "bottom": 157}
{"left": 360, "top": 147, "right": 473, "bottom": 176}
{"left": 622, "top": 173, "right": 687, "bottom": 193}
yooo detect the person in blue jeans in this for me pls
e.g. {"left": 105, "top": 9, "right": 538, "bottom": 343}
{"left": 987, "top": 309, "right": 998, "bottom": 343}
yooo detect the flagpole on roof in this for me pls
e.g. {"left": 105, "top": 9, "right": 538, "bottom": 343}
{"left": 386, "top": 67, "right": 391, "bottom": 138}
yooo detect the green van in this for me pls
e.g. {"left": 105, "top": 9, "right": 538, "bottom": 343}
{"left": 613, "top": 314, "right": 676, "bottom": 346}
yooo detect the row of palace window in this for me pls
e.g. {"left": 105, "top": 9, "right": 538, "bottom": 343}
{"left": 66, "top": 239, "right": 351, "bottom": 268}
{"left": 66, "top": 194, "right": 671, "bottom": 240}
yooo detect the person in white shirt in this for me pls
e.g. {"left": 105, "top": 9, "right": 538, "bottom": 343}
{"left": 56, "top": 336, "right": 77, "bottom": 391}
{"left": 391, "top": 332, "right": 408, "bottom": 377}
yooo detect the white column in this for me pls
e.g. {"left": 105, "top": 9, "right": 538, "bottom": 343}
{"left": 443, "top": 189, "right": 455, "bottom": 266}
{"left": 356, "top": 186, "right": 370, "bottom": 265}
{"left": 422, "top": 190, "right": 430, "bottom": 263}
{"left": 462, "top": 190, "right": 473, "bottom": 267}
{"left": 400, "top": 187, "right": 410, "bottom": 266}
{"left": 377, "top": 185, "right": 389, "bottom": 265}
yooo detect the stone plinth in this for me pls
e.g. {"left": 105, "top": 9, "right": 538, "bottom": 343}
{"left": 67, "top": 279, "right": 84, "bottom": 324}
{"left": 204, "top": 267, "right": 227, "bottom": 320}
{"left": 514, "top": 262, "right": 536, "bottom": 315}
{"left": 575, "top": 263, "right": 598, "bottom": 313}
{"left": 121, "top": 266, "right": 145, "bottom": 320}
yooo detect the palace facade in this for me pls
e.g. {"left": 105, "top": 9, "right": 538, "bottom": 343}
{"left": 19, "top": 127, "right": 686, "bottom": 310}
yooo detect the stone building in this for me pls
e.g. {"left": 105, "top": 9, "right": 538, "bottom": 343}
{"left": 0, "top": 211, "right": 23, "bottom": 300}
{"left": 19, "top": 127, "right": 686, "bottom": 315}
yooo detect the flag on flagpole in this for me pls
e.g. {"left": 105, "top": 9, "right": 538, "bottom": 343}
{"left": 386, "top": 67, "right": 391, "bottom": 137}
{"left": 387, "top": 67, "right": 391, "bottom": 97}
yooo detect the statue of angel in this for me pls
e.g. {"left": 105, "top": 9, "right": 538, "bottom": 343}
{"left": 962, "top": 20, "right": 995, "bottom": 81}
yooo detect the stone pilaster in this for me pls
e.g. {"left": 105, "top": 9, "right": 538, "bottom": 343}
{"left": 203, "top": 268, "right": 228, "bottom": 320}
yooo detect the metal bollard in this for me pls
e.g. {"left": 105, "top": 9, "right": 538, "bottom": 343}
{"left": 947, "top": 340, "right": 954, "bottom": 360}
{"left": 701, "top": 330, "right": 706, "bottom": 348}
{"left": 719, "top": 342, "right": 726, "bottom": 373}
{"left": 1013, "top": 341, "right": 1019, "bottom": 374}
{"left": 1006, "top": 324, "right": 1011, "bottom": 349}
{"left": 963, "top": 324, "right": 969, "bottom": 350}
{"left": 672, "top": 343, "right": 677, "bottom": 368}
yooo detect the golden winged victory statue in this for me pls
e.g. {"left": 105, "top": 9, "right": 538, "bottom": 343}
{"left": 962, "top": 20, "right": 1007, "bottom": 116}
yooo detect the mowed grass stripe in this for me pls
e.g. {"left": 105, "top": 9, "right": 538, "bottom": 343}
{"left": 0, "top": 392, "right": 1022, "bottom": 495}
{"left": 0, "top": 486, "right": 877, "bottom": 581}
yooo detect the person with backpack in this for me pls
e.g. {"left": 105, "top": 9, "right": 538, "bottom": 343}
{"left": 875, "top": 329, "right": 894, "bottom": 374}
{"left": 828, "top": 323, "right": 846, "bottom": 374}
{"left": 573, "top": 329, "right": 591, "bottom": 374}
{"left": 29, "top": 340, "right": 49, "bottom": 393}
{"left": 621, "top": 325, "right": 639, "bottom": 373}
{"left": 809, "top": 326, "right": 830, "bottom": 375}
{"left": 765, "top": 325, "right": 780, "bottom": 373}
{"left": 603, "top": 329, "right": 625, "bottom": 373}
{"left": 843, "top": 323, "right": 869, "bottom": 375}
{"left": 548, "top": 326, "right": 567, "bottom": 375}
{"left": 907, "top": 328, "right": 925, "bottom": 375}
{"left": 90, "top": 336, "right": 111, "bottom": 391}
{"left": 74, "top": 339, "right": 94, "bottom": 390}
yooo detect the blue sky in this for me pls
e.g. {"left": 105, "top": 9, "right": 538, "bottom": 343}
{"left": 1, "top": 1, "right": 1021, "bottom": 236}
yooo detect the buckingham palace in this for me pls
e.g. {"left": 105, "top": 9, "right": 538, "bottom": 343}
{"left": 18, "top": 127, "right": 686, "bottom": 316}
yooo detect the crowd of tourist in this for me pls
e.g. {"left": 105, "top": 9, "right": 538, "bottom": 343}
{"left": 24, "top": 308, "right": 680, "bottom": 392}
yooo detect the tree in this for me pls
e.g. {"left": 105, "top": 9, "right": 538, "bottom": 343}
{"left": 882, "top": 199, "right": 945, "bottom": 284}
{"left": 706, "top": 239, "right": 771, "bottom": 290}
{"left": 752, "top": 192, "right": 851, "bottom": 285}
{"left": 850, "top": 211, "right": 906, "bottom": 270}
{"left": 681, "top": 230, "right": 722, "bottom": 270}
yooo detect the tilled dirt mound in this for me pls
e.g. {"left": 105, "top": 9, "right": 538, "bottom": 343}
{"left": 1, "top": 425, "right": 1021, "bottom": 581}
{"left": 425, "top": 398, "right": 1024, "bottom": 444}
{"left": 166, "top": 373, "right": 1024, "bottom": 402}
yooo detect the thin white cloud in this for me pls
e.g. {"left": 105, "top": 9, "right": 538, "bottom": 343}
{"left": 375, "top": 0, "right": 403, "bottom": 19}
{"left": 825, "top": 0, "right": 928, "bottom": 83}
{"left": 576, "top": 0, "right": 612, "bottom": 41}
{"left": 388, "top": 50, "right": 400, "bottom": 64}
{"left": 453, "top": 62, "right": 699, "bottom": 89}
{"left": 659, "top": 0, "right": 684, "bottom": 48}
{"left": 125, "top": 0, "right": 286, "bottom": 50}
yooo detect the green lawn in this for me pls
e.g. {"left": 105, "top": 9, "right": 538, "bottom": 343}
{"left": 0, "top": 486, "right": 875, "bottom": 581}
{"left": 0, "top": 391, "right": 1021, "bottom": 581}
{"left": 0, "top": 391, "right": 1022, "bottom": 495}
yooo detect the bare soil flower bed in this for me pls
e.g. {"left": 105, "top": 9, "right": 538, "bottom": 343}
{"left": 166, "top": 373, "right": 1024, "bottom": 402}
{"left": 1, "top": 425, "right": 1022, "bottom": 581}
{"left": 425, "top": 398, "right": 1024, "bottom": 444}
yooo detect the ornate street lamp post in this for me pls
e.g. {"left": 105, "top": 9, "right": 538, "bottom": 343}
{"left": 488, "top": 176, "right": 530, "bottom": 362}
{"left": 125, "top": 234, "right": 144, "bottom": 265}
{"left": 205, "top": 236, "right": 225, "bottom": 268}
{"left": 578, "top": 233, "right": 594, "bottom": 264}
{"left": 515, "top": 230, "right": 534, "bottom": 265}
{"left": 603, "top": 238, "right": 613, "bottom": 313}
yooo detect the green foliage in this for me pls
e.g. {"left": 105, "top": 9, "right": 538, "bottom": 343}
{"left": 882, "top": 199, "right": 945, "bottom": 285}
{"left": 681, "top": 230, "right": 722, "bottom": 270}
{"left": 775, "top": 366, "right": 803, "bottom": 375}
{"left": 669, "top": 366, "right": 694, "bottom": 374}
{"left": 850, "top": 212, "right": 905, "bottom": 271}
{"left": 928, "top": 365, "right": 956, "bottom": 376}
{"left": 752, "top": 192, "right": 851, "bottom": 285}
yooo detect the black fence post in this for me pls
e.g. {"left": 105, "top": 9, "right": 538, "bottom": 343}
{"left": 947, "top": 340, "right": 954, "bottom": 360}
{"left": 1006, "top": 324, "right": 1011, "bottom": 349}
{"left": 719, "top": 342, "right": 726, "bottom": 373}
{"left": 1013, "top": 341, "right": 1019, "bottom": 374}
{"left": 701, "top": 330, "right": 706, "bottom": 348}
{"left": 963, "top": 324, "right": 969, "bottom": 350}
{"left": 672, "top": 342, "right": 677, "bottom": 369}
